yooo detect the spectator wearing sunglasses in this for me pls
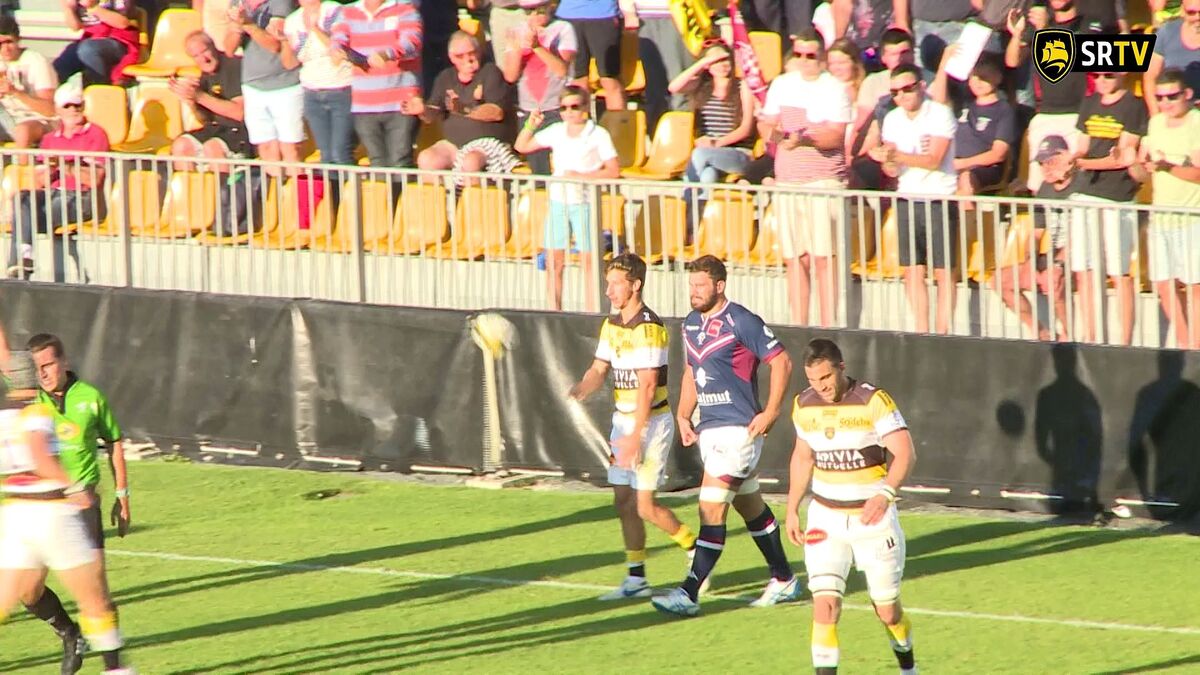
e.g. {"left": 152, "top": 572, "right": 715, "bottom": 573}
{"left": 502, "top": 0, "right": 577, "bottom": 175}
{"left": 1132, "top": 68, "right": 1200, "bottom": 348}
{"left": 1144, "top": 0, "right": 1200, "bottom": 116}
{"left": 869, "top": 63, "right": 958, "bottom": 335}
{"left": 0, "top": 17, "right": 58, "bottom": 149}
{"left": 1067, "top": 71, "right": 1146, "bottom": 346}
{"left": 514, "top": 86, "right": 619, "bottom": 312}
{"left": 758, "top": 30, "right": 853, "bottom": 328}
{"left": 6, "top": 76, "right": 107, "bottom": 281}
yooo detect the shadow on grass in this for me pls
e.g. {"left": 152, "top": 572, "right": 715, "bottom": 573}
{"left": 171, "top": 588, "right": 754, "bottom": 674}
{"left": 110, "top": 503, "right": 617, "bottom": 607}
{"left": 1091, "top": 653, "right": 1200, "bottom": 674}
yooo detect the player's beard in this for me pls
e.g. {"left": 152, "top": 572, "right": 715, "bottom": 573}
{"left": 690, "top": 293, "right": 718, "bottom": 313}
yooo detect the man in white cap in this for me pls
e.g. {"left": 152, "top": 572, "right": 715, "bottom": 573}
{"left": 6, "top": 74, "right": 109, "bottom": 281}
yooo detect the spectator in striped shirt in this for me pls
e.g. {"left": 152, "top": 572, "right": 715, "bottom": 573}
{"left": 670, "top": 42, "right": 756, "bottom": 230}
{"left": 757, "top": 30, "right": 853, "bottom": 329}
{"left": 331, "top": 0, "right": 423, "bottom": 168}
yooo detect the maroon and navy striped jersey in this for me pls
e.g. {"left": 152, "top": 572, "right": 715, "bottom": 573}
{"left": 683, "top": 301, "right": 784, "bottom": 432}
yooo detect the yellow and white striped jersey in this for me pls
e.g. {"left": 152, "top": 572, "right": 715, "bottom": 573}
{"left": 0, "top": 402, "right": 65, "bottom": 495}
{"left": 594, "top": 307, "right": 670, "bottom": 417}
{"left": 792, "top": 380, "right": 907, "bottom": 510}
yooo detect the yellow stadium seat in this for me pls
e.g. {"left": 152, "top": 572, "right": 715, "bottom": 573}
{"left": 125, "top": 8, "right": 204, "bottom": 79}
{"left": 198, "top": 175, "right": 282, "bottom": 245}
{"left": 600, "top": 110, "right": 646, "bottom": 170}
{"left": 250, "top": 176, "right": 334, "bottom": 250}
{"left": 119, "top": 89, "right": 185, "bottom": 152}
{"left": 601, "top": 193, "right": 626, "bottom": 236}
{"left": 380, "top": 182, "right": 449, "bottom": 255}
{"left": 846, "top": 199, "right": 877, "bottom": 273}
{"left": 130, "top": 170, "right": 216, "bottom": 238}
{"left": 432, "top": 185, "right": 510, "bottom": 259}
{"left": 695, "top": 190, "right": 755, "bottom": 259}
{"left": 849, "top": 207, "right": 902, "bottom": 279}
{"left": 111, "top": 169, "right": 164, "bottom": 237}
{"left": 960, "top": 207, "right": 996, "bottom": 283}
{"left": 312, "top": 179, "right": 398, "bottom": 253}
{"left": 728, "top": 201, "right": 781, "bottom": 267}
{"left": 588, "top": 31, "right": 646, "bottom": 96}
{"left": 631, "top": 195, "right": 688, "bottom": 263}
{"left": 132, "top": 7, "right": 150, "bottom": 54}
{"left": 495, "top": 188, "right": 546, "bottom": 260}
{"left": 83, "top": 85, "right": 129, "bottom": 148}
{"left": 749, "top": 31, "right": 782, "bottom": 83}
{"left": 622, "top": 112, "right": 694, "bottom": 180}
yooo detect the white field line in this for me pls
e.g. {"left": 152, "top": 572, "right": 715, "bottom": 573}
{"left": 108, "top": 549, "right": 1200, "bottom": 637}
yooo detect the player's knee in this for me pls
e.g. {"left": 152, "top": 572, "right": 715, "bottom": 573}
{"left": 812, "top": 593, "right": 843, "bottom": 624}
{"left": 635, "top": 494, "right": 659, "bottom": 521}
{"left": 696, "top": 497, "right": 729, "bottom": 525}
{"left": 874, "top": 600, "right": 902, "bottom": 625}
{"left": 18, "top": 583, "right": 43, "bottom": 607}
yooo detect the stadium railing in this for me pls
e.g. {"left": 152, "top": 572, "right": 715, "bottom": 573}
{"left": 3, "top": 147, "right": 1199, "bottom": 349}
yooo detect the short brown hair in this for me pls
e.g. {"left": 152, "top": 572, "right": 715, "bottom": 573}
{"left": 1157, "top": 67, "right": 1188, "bottom": 89}
{"left": 606, "top": 252, "right": 647, "bottom": 288}
{"left": 687, "top": 255, "right": 727, "bottom": 283}
{"left": 803, "top": 338, "right": 843, "bottom": 366}
{"left": 27, "top": 333, "right": 65, "bottom": 358}
{"left": 560, "top": 84, "right": 591, "bottom": 109}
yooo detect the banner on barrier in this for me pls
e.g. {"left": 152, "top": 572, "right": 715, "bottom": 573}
{"left": 3, "top": 283, "right": 1199, "bottom": 520}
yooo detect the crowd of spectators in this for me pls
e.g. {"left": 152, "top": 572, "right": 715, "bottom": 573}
{"left": 1, "top": 0, "right": 1199, "bottom": 342}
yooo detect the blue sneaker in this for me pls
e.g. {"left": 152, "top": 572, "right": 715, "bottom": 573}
{"left": 748, "top": 576, "right": 804, "bottom": 607}
{"left": 598, "top": 576, "right": 651, "bottom": 600}
{"left": 650, "top": 587, "right": 700, "bottom": 618}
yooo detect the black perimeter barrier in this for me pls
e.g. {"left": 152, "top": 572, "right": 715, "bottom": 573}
{"left": 3, "top": 282, "right": 1200, "bottom": 522}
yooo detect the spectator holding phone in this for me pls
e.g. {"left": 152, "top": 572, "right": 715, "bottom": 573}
{"left": 757, "top": 29, "right": 852, "bottom": 329}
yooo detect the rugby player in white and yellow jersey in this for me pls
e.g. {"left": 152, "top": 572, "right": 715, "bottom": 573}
{"left": 0, "top": 351, "right": 134, "bottom": 674}
{"left": 569, "top": 252, "right": 700, "bottom": 600}
{"left": 785, "top": 339, "right": 918, "bottom": 675}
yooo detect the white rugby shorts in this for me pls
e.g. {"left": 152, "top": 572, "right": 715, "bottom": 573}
{"left": 697, "top": 425, "right": 763, "bottom": 481}
{"left": 0, "top": 499, "right": 99, "bottom": 571}
{"left": 803, "top": 499, "right": 906, "bottom": 604}
{"left": 607, "top": 412, "right": 675, "bottom": 491}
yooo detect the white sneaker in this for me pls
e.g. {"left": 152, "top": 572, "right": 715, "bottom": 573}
{"left": 598, "top": 576, "right": 651, "bottom": 600}
{"left": 685, "top": 548, "right": 712, "bottom": 595}
{"left": 748, "top": 576, "right": 804, "bottom": 607}
{"left": 650, "top": 587, "right": 700, "bottom": 618}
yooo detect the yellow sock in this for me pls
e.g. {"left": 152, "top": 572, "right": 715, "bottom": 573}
{"left": 812, "top": 621, "right": 840, "bottom": 669}
{"left": 886, "top": 613, "right": 913, "bottom": 651}
{"left": 80, "top": 611, "right": 122, "bottom": 652}
{"left": 670, "top": 524, "right": 697, "bottom": 551}
{"left": 625, "top": 549, "right": 647, "bottom": 565}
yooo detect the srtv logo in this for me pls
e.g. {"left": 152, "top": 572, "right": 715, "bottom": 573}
{"left": 1033, "top": 30, "right": 1157, "bottom": 84}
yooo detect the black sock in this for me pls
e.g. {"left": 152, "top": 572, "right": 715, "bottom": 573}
{"left": 25, "top": 588, "right": 77, "bottom": 638}
{"left": 628, "top": 563, "right": 646, "bottom": 578}
{"left": 680, "top": 524, "right": 725, "bottom": 601}
{"left": 815, "top": 667, "right": 838, "bottom": 675}
{"left": 746, "top": 506, "right": 793, "bottom": 581}
{"left": 102, "top": 649, "right": 122, "bottom": 670}
{"left": 893, "top": 647, "right": 915, "bottom": 670}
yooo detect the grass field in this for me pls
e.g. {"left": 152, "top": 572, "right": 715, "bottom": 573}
{"left": 1, "top": 461, "right": 1198, "bottom": 674}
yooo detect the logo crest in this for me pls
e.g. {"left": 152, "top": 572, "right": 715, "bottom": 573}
{"left": 1033, "top": 29, "right": 1075, "bottom": 84}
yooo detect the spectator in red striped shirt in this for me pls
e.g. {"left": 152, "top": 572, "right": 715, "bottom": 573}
{"left": 331, "top": 0, "right": 423, "bottom": 167}
{"left": 757, "top": 30, "right": 853, "bottom": 328}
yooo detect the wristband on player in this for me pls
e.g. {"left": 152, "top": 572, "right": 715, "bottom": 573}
{"left": 114, "top": 488, "right": 130, "bottom": 498}
{"left": 879, "top": 484, "right": 898, "bottom": 503}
